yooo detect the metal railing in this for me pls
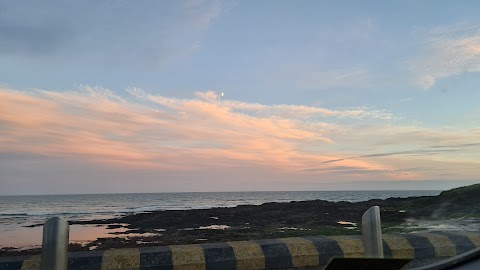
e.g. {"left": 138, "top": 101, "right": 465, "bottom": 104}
{"left": 40, "top": 217, "right": 69, "bottom": 270}
{"left": 362, "top": 205, "right": 384, "bottom": 258}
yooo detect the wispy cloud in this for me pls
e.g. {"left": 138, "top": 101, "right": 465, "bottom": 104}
{"left": 298, "top": 67, "right": 372, "bottom": 90}
{"left": 411, "top": 23, "right": 480, "bottom": 89}
{"left": 182, "top": 0, "right": 233, "bottom": 30}
{"left": 1, "top": 86, "right": 479, "bottom": 188}
{"left": 0, "top": 1, "right": 230, "bottom": 65}
{"left": 0, "top": 86, "right": 349, "bottom": 170}
{"left": 320, "top": 148, "right": 463, "bottom": 164}
{"left": 300, "top": 166, "right": 432, "bottom": 179}
{"left": 129, "top": 88, "right": 395, "bottom": 120}
{"left": 399, "top": 98, "right": 413, "bottom": 103}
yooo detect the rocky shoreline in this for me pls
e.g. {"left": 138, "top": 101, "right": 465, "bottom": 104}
{"left": 2, "top": 184, "right": 479, "bottom": 257}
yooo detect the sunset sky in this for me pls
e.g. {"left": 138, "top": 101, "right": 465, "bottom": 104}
{"left": 1, "top": 1, "right": 480, "bottom": 195}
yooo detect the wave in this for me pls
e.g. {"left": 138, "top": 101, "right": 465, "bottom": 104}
{"left": 0, "top": 211, "right": 115, "bottom": 217}
{"left": 114, "top": 206, "right": 161, "bottom": 213}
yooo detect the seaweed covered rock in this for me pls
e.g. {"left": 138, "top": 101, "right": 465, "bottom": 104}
{"left": 412, "top": 183, "right": 480, "bottom": 218}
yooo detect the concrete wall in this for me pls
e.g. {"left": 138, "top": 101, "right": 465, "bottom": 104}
{"left": 1, "top": 232, "right": 479, "bottom": 270}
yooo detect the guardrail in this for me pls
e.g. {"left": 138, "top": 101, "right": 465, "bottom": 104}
{"left": 1, "top": 231, "right": 480, "bottom": 270}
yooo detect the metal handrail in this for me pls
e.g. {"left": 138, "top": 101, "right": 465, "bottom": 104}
{"left": 362, "top": 205, "right": 384, "bottom": 258}
{"left": 40, "top": 217, "right": 69, "bottom": 270}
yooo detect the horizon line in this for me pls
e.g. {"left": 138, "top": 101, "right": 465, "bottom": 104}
{"left": 0, "top": 189, "right": 445, "bottom": 197}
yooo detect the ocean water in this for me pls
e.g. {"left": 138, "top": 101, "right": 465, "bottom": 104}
{"left": 0, "top": 190, "right": 441, "bottom": 248}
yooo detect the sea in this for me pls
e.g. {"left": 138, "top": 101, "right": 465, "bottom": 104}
{"left": 0, "top": 190, "right": 441, "bottom": 249}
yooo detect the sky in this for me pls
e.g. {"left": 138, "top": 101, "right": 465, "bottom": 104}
{"left": 1, "top": 0, "right": 480, "bottom": 195}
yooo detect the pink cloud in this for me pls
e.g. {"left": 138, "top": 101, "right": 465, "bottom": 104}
{"left": 1, "top": 86, "right": 479, "bottom": 186}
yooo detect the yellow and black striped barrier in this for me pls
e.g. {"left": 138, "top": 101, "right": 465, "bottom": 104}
{"left": 1, "top": 231, "right": 479, "bottom": 270}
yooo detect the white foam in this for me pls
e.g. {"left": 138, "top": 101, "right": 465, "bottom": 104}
{"left": 197, "top": 225, "right": 230, "bottom": 230}
{"left": 337, "top": 221, "right": 357, "bottom": 226}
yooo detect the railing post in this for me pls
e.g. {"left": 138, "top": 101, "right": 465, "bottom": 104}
{"left": 362, "top": 206, "right": 384, "bottom": 258}
{"left": 40, "top": 217, "right": 69, "bottom": 270}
